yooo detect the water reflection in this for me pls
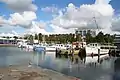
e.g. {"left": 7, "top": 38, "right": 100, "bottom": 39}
{"left": 0, "top": 47, "right": 117, "bottom": 80}
{"left": 113, "top": 58, "right": 120, "bottom": 80}
{"left": 0, "top": 47, "right": 33, "bottom": 67}
{"left": 32, "top": 51, "right": 116, "bottom": 80}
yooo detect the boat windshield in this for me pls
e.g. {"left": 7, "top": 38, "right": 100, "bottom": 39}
{"left": 87, "top": 43, "right": 100, "bottom": 47}
{"left": 27, "top": 43, "right": 33, "bottom": 45}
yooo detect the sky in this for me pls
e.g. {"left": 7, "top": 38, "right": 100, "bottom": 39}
{"left": 0, "top": 0, "right": 120, "bottom": 35}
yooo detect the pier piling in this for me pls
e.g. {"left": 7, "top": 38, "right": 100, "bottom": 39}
{"left": 98, "top": 49, "right": 100, "bottom": 63}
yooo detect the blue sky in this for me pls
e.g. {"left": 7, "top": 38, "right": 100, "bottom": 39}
{"left": 0, "top": 0, "right": 120, "bottom": 34}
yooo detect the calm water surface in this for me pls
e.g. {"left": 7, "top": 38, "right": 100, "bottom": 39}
{"left": 0, "top": 47, "right": 119, "bottom": 80}
{"left": 0, "top": 47, "right": 33, "bottom": 66}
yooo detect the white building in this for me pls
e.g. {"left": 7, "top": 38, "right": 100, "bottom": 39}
{"left": 114, "top": 34, "right": 120, "bottom": 49}
{"left": 75, "top": 28, "right": 96, "bottom": 37}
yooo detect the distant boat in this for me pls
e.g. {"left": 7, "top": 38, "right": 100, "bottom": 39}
{"left": 33, "top": 46, "right": 45, "bottom": 52}
{"left": 35, "top": 43, "right": 56, "bottom": 52}
{"left": 17, "top": 40, "right": 27, "bottom": 48}
{"left": 51, "top": 44, "right": 71, "bottom": 50}
{"left": 25, "top": 43, "right": 34, "bottom": 51}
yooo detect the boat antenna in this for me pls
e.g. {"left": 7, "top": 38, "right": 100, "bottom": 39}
{"left": 93, "top": 16, "right": 99, "bottom": 31}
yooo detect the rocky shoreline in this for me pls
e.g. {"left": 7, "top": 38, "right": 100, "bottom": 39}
{"left": 0, "top": 65, "right": 81, "bottom": 80}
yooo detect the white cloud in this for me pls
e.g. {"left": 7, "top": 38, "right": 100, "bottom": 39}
{"left": 0, "top": 0, "right": 37, "bottom": 12}
{"left": 0, "top": 0, "right": 48, "bottom": 34}
{"left": 0, "top": 16, "right": 8, "bottom": 26}
{"left": 1, "top": 0, "right": 120, "bottom": 35}
{"left": 50, "top": 24, "right": 75, "bottom": 34}
{"left": 11, "top": 30, "right": 18, "bottom": 35}
{"left": 51, "top": 0, "right": 114, "bottom": 33}
{"left": 0, "top": 16, "right": 5, "bottom": 26}
{"left": 95, "top": 0, "right": 112, "bottom": 4}
{"left": 33, "top": 21, "right": 46, "bottom": 29}
{"left": 111, "top": 15, "right": 120, "bottom": 32}
{"left": 41, "top": 6, "right": 59, "bottom": 14}
{"left": 25, "top": 21, "right": 48, "bottom": 35}
{"left": 8, "top": 11, "right": 37, "bottom": 28}
{"left": 0, "top": 11, "right": 47, "bottom": 34}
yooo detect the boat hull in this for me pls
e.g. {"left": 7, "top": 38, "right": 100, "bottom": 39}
{"left": 58, "top": 49, "right": 79, "bottom": 55}
{"left": 85, "top": 47, "right": 109, "bottom": 56}
{"left": 45, "top": 47, "right": 56, "bottom": 52}
{"left": 25, "top": 45, "right": 34, "bottom": 51}
{"left": 33, "top": 47, "right": 45, "bottom": 52}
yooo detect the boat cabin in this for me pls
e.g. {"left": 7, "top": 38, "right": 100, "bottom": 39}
{"left": 87, "top": 43, "right": 117, "bottom": 49}
{"left": 87, "top": 43, "right": 100, "bottom": 47}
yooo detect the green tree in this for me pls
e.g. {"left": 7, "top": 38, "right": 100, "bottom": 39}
{"left": 76, "top": 34, "right": 82, "bottom": 42}
{"left": 19, "top": 37, "right": 22, "bottom": 39}
{"left": 104, "top": 34, "right": 114, "bottom": 44}
{"left": 7, "top": 36, "right": 10, "bottom": 39}
{"left": 13, "top": 36, "right": 18, "bottom": 43}
{"left": 95, "top": 31, "right": 104, "bottom": 43}
{"left": 38, "top": 33, "right": 42, "bottom": 43}
{"left": 34, "top": 34, "right": 38, "bottom": 40}
{"left": 13, "top": 36, "right": 18, "bottom": 40}
{"left": 86, "top": 32, "right": 93, "bottom": 43}
{"left": 104, "top": 34, "right": 110, "bottom": 43}
{"left": 28, "top": 35, "right": 34, "bottom": 43}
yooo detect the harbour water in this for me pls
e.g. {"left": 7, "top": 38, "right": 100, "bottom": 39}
{"left": 0, "top": 47, "right": 119, "bottom": 80}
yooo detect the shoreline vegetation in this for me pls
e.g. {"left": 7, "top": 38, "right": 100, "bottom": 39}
{"left": 0, "top": 31, "right": 114, "bottom": 44}
{"left": 24, "top": 31, "right": 114, "bottom": 44}
{"left": 0, "top": 65, "right": 80, "bottom": 80}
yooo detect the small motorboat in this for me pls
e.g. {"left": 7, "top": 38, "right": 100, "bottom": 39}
{"left": 33, "top": 46, "right": 46, "bottom": 52}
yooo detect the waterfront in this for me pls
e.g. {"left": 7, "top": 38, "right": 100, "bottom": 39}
{"left": 0, "top": 47, "right": 119, "bottom": 80}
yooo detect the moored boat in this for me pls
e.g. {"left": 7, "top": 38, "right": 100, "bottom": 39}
{"left": 33, "top": 43, "right": 55, "bottom": 52}
{"left": 85, "top": 43, "right": 117, "bottom": 56}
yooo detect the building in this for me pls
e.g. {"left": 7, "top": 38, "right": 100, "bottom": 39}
{"left": 114, "top": 35, "right": 120, "bottom": 49}
{"left": 0, "top": 37, "right": 16, "bottom": 44}
{"left": 75, "top": 28, "right": 96, "bottom": 37}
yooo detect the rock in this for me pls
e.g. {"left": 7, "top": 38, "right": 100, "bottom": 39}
{"left": 0, "top": 74, "right": 4, "bottom": 79}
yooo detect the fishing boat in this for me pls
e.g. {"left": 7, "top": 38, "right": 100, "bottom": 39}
{"left": 33, "top": 43, "right": 56, "bottom": 52}
{"left": 40, "top": 43, "right": 56, "bottom": 52}
{"left": 33, "top": 46, "right": 46, "bottom": 52}
{"left": 52, "top": 44, "right": 71, "bottom": 50}
{"left": 56, "top": 42, "right": 86, "bottom": 55}
{"left": 25, "top": 43, "right": 34, "bottom": 51}
{"left": 85, "top": 43, "right": 117, "bottom": 56}
{"left": 17, "top": 41, "right": 27, "bottom": 48}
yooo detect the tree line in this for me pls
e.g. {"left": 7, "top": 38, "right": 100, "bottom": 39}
{"left": 24, "top": 32, "right": 115, "bottom": 44}
{"left": 86, "top": 31, "right": 115, "bottom": 44}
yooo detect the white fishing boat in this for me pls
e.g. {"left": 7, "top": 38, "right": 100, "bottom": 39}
{"left": 46, "top": 47, "right": 56, "bottom": 52}
{"left": 17, "top": 41, "right": 23, "bottom": 48}
{"left": 51, "top": 44, "right": 71, "bottom": 50}
{"left": 25, "top": 43, "right": 34, "bottom": 51}
{"left": 40, "top": 43, "right": 56, "bottom": 52}
{"left": 85, "top": 43, "right": 117, "bottom": 56}
{"left": 17, "top": 40, "right": 34, "bottom": 51}
{"left": 17, "top": 41, "right": 27, "bottom": 48}
{"left": 33, "top": 43, "right": 41, "bottom": 47}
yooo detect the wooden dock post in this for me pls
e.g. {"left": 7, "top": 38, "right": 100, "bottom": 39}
{"left": 72, "top": 43, "right": 74, "bottom": 56}
{"left": 98, "top": 49, "right": 100, "bottom": 63}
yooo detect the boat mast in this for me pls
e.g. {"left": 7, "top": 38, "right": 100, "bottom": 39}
{"left": 93, "top": 16, "right": 100, "bottom": 63}
{"left": 93, "top": 16, "right": 99, "bottom": 31}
